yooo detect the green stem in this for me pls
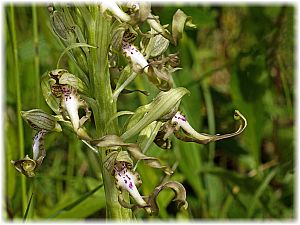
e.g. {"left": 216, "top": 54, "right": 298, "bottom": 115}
{"left": 113, "top": 72, "right": 137, "bottom": 101}
{"left": 9, "top": 4, "right": 27, "bottom": 215}
{"left": 88, "top": 7, "right": 132, "bottom": 220}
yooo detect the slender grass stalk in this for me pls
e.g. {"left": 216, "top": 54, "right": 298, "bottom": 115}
{"left": 277, "top": 55, "right": 293, "bottom": 116}
{"left": 201, "top": 82, "right": 215, "bottom": 164}
{"left": 247, "top": 168, "right": 278, "bottom": 218}
{"left": 9, "top": 4, "right": 27, "bottom": 215}
{"left": 32, "top": 4, "right": 40, "bottom": 107}
{"left": 23, "top": 192, "right": 34, "bottom": 221}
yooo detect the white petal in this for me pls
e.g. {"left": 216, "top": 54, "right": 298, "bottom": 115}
{"left": 172, "top": 111, "right": 206, "bottom": 140}
{"left": 115, "top": 163, "right": 147, "bottom": 207}
{"left": 102, "top": 1, "right": 131, "bottom": 22}
{"left": 122, "top": 42, "right": 148, "bottom": 72}
{"left": 63, "top": 92, "right": 80, "bottom": 131}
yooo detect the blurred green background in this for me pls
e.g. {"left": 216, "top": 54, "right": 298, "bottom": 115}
{"left": 5, "top": 4, "right": 294, "bottom": 220}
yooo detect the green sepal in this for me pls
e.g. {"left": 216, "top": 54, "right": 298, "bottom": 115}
{"left": 91, "top": 135, "right": 172, "bottom": 175}
{"left": 58, "top": 71, "right": 89, "bottom": 96}
{"left": 103, "top": 150, "right": 134, "bottom": 175}
{"left": 172, "top": 9, "right": 197, "bottom": 45}
{"left": 145, "top": 28, "right": 169, "bottom": 58}
{"left": 11, "top": 155, "right": 37, "bottom": 177}
{"left": 21, "top": 109, "right": 62, "bottom": 132}
{"left": 121, "top": 87, "right": 189, "bottom": 140}
{"left": 50, "top": 9, "right": 76, "bottom": 42}
{"left": 146, "top": 181, "right": 188, "bottom": 215}
{"left": 41, "top": 72, "right": 60, "bottom": 114}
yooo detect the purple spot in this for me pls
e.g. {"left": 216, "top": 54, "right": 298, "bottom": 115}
{"left": 129, "top": 182, "right": 133, "bottom": 190}
{"left": 124, "top": 179, "right": 127, "bottom": 184}
{"left": 126, "top": 175, "right": 131, "bottom": 180}
{"left": 180, "top": 117, "right": 186, "bottom": 122}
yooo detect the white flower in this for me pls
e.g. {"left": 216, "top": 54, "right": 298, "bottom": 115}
{"left": 32, "top": 130, "right": 46, "bottom": 161}
{"left": 61, "top": 85, "right": 81, "bottom": 131}
{"left": 170, "top": 110, "right": 247, "bottom": 144}
{"left": 122, "top": 41, "right": 149, "bottom": 73}
{"left": 114, "top": 162, "right": 147, "bottom": 207}
{"left": 171, "top": 111, "right": 208, "bottom": 141}
{"left": 101, "top": 1, "right": 131, "bottom": 22}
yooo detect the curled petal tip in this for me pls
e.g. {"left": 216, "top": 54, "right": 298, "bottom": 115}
{"left": 173, "top": 110, "right": 247, "bottom": 144}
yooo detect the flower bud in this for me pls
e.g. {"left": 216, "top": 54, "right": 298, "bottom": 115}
{"left": 21, "top": 109, "right": 62, "bottom": 132}
{"left": 50, "top": 10, "right": 75, "bottom": 42}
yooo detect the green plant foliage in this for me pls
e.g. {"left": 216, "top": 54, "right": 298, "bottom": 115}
{"left": 4, "top": 3, "right": 294, "bottom": 221}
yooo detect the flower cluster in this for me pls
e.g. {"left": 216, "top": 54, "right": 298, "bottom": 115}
{"left": 11, "top": 2, "right": 247, "bottom": 218}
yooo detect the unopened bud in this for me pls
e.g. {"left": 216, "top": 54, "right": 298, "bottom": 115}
{"left": 21, "top": 109, "right": 62, "bottom": 132}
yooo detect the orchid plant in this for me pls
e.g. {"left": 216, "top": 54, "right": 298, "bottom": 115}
{"left": 11, "top": 2, "right": 247, "bottom": 219}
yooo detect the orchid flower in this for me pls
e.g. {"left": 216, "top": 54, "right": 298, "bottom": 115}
{"left": 58, "top": 85, "right": 91, "bottom": 132}
{"left": 172, "top": 110, "right": 247, "bottom": 144}
{"left": 122, "top": 41, "right": 149, "bottom": 73}
{"left": 154, "top": 110, "right": 247, "bottom": 148}
{"left": 101, "top": 1, "right": 131, "bottom": 22}
{"left": 114, "top": 161, "right": 148, "bottom": 208}
{"left": 11, "top": 130, "right": 47, "bottom": 177}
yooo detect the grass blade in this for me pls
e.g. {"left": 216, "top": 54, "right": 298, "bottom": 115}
{"left": 23, "top": 192, "right": 34, "bottom": 221}
{"left": 48, "top": 183, "right": 103, "bottom": 218}
{"left": 9, "top": 4, "right": 27, "bottom": 215}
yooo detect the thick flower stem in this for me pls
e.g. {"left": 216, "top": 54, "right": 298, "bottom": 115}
{"left": 88, "top": 6, "right": 132, "bottom": 220}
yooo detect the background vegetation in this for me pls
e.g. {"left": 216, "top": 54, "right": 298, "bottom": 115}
{"left": 4, "top": 3, "right": 294, "bottom": 220}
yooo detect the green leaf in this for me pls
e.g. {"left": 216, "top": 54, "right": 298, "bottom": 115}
{"left": 56, "top": 43, "right": 97, "bottom": 69}
{"left": 121, "top": 87, "right": 190, "bottom": 140}
{"left": 247, "top": 168, "right": 279, "bottom": 218}
{"left": 47, "top": 183, "right": 104, "bottom": 218}
{"left": 23, "top": 192, "right": 34, "bottom": 221}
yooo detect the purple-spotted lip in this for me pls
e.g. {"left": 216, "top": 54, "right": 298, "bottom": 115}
{"left": 115, "top": 163, "right": 135, "bottom": 190}
{"left": 122, "top": 42, "right": 141, "bottom": 54}
{"left": 174, "top": 114, "right": 186, "bottom": 122}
